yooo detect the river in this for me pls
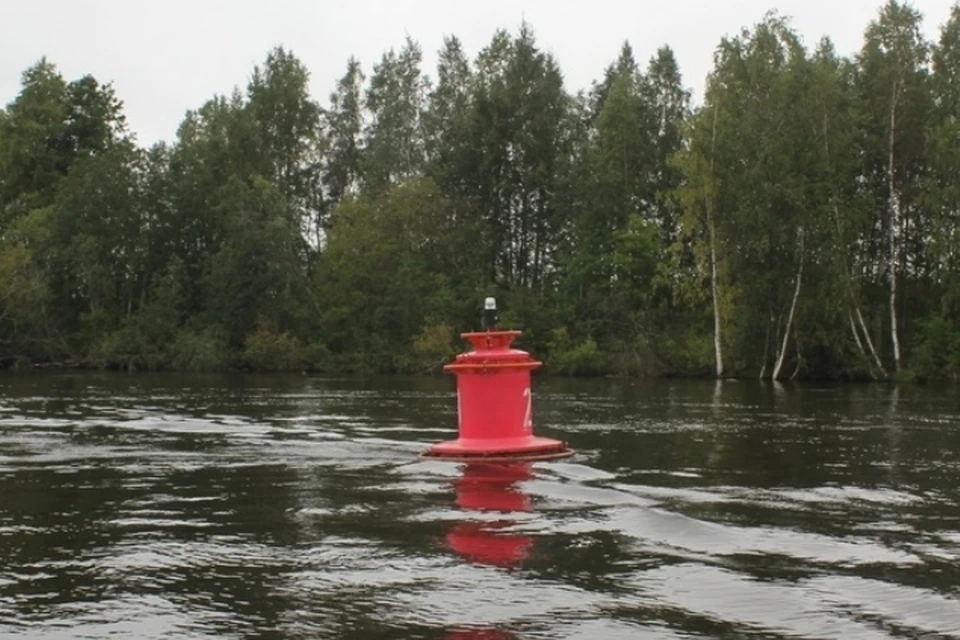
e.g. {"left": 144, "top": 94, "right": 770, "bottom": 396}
{"left": 1, "top": 373, "right": 959, "bottom": 638}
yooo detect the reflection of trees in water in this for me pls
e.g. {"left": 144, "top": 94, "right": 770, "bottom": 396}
{"left": 712, "top": 378, "right": 724, "bottom": 415}
{"left": 0, "top": 377, "right": 303, "bottom": 633}
{"left": 0, "top": 464, "right": 130, "bottom": 615}
{"left": 885, "top": 385, "right": 902, "bottom": 484}
{"left": 0, "top": 451, "right": 305, "bottom": 636}
{"left": 699, "top": 381, "right": 851, "bottom": 488}
{"left": 170, "top": 462, "right": 302, "bottom": 634}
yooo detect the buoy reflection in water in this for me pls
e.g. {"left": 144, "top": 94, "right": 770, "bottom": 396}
{"left": 446, "top": 463, "right": 534, "bottom": 568}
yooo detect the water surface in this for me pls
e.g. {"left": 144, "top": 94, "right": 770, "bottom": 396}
{"left": 1, "top": 373, "right": 959, "bottom": 638}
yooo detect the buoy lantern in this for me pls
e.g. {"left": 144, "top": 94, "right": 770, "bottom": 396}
{"left": 421, "top": 298, "right": 574, "bottom": 463}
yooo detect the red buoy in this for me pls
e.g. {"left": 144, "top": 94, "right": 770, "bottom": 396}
{"left": 422, "top": 301, "right": 574, "bottom": 462}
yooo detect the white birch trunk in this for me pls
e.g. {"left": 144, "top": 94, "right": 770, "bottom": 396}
{"left": 848, "top": 309, "right": 878, "bottom": 380}
{"left": 791, "top": 346, "right": 803, "bottom": 381}
{"left": 708, "top": 104, "right": 724, "bottom": 378}
{"left": 759, "top": 313, "right": 773, "bottom": 380}
{"left": 772, "top": 228, "right": 804, "bottom": 380}
{"left": 709, "top": 215, "right": 723, "bottom": 378}
{"left": 848, "top": 309, "right": 867, "bottom": 359}
{"left": 888, "top": 80, "right": 902, "bottom": 373}
{"left": 856, "top": 305, "right": 888, "bottom": 378}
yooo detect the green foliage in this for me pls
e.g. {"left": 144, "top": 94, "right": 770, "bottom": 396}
{"left": 93, "top": 319, "right": 164, "bottom": 371}
{"left": 203, "top": 175, "right": 307, "bottom": 347}
{"left": 911, "top": 314, "right": 960, "bottom": 380}
{"left": 313, "top": 177, "right": 476, "bottom": 370}
{"left": 324, "top": 58, "right": 365, "bottom": 207}
{"left": 412, "top": 322, "right": 456, "bottom": 372}
{"left": 0, "top": 60, "right": 68, "bottom": 214}
{"left": 90, "top": 264, "right": 186, "bottom": 371}
{"left": 655, "top": 319, "right": 715, "bottom": 377}
{"left": 168, "top": 327, "right": 229, "bottom": 372}
{"left": 0, "top": 60, "right": 126, "bottom": 222}
{"left": 301, "top": 340, "right": 334, "bottom": 372}
{"left": 0, "top": 240, "right": 53, "bottom": 362}
{"left": 243, "top": 324, "right": 306, "bottom": 372}
{"left": 547, "top": 328, "right": 609, "bottom": 376}
{"left": 464, "top": 23, "right": 572, "bottom": 289}
{"left": 364, "top": 37, "right": 427, "bottom": 189}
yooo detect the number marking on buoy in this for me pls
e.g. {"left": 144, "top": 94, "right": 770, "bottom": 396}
{"left": 522, "top": 387, "right": 533, "bottom": 432}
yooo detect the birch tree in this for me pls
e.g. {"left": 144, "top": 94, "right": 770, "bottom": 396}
{"left": 857, "top": 0, "right": 930, "bottom": 373}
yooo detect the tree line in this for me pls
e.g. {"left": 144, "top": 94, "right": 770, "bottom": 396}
{"left": 1, "top": 1, "right": 958, "bottom": 380}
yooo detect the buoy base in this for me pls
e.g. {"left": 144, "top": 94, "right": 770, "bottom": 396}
{"left": 420, "top": 436, "right": 574, "bottom": 463}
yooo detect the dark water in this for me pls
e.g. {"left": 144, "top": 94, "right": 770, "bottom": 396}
{"left": 1, "top": 373, "right": 960, "bottom": 639}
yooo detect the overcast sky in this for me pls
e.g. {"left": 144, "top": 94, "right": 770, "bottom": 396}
{"left": 2, "top": 0, "right": 954, "bottom": 146}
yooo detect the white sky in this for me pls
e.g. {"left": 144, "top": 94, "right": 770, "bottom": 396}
{"left": 2, "top": 0, "right": 954, "bottom": 146}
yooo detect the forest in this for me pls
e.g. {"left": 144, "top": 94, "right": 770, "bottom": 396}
{"left": 0, "top": 1, "right": 958, "bottom": 380}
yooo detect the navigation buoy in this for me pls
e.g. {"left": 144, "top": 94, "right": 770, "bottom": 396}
{"left": 421, "top": 298, "right": 574, "bottom": 462}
